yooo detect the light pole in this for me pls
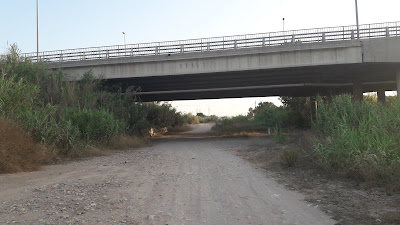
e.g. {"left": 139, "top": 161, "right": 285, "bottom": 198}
{"left": 122, "top": 32, "right": 126, "bottom": 54}
{"left": 282, "top": 18, "right": 285, "bottom": 32}
{"left": 36, "top": 0, "right": 39, "bottom": 61}
{"left": 355, "top": 0, "right": 360, "bottom": 39}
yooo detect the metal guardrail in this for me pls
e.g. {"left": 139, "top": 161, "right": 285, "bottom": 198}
{"left": 23, "top": 21, "right": 400, "bottom": 63}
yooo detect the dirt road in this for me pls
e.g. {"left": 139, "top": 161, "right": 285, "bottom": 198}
{"left": 0, "top": 124, "right": 335, "bottom": 224}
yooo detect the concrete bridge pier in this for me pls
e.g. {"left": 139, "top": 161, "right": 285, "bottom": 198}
{"left": 310, "top": 96, "right": 318, "bottom": 123}
{"left": 377, "top": 88, "right": 386, "bottom": 104}
{"left": 397, "top": 70, "right": 400, "bottom": 100}
{"left": 353, "top": 81, "right": 363, "bottom": 102}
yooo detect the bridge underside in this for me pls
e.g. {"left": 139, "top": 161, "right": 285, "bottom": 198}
{"left": 102, "top": 63, "right": 399, "bottom": 101}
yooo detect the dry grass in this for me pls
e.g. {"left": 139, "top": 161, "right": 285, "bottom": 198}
{"left": 280, "top": 149, "right": 299, "bottom": 167}
{"left": 348, "top": 156, "right": 400, "bottom": 192}
{"left": 212, "top": 123, "right": 267, "bottom": 135}
{"left": 0, "top": 117, "right": 49, "bottom": 173}
{"left": 78, "top": 146, "right": 112, "bottom": 158}
{"left": 72, "top": 136, "right": 150, "bottom": 159}
{"left": 0, "top": 119, "right": 149, "bottom": 173}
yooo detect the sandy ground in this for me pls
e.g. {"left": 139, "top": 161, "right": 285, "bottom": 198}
{"left": 235, "top": 133, "right": 400, "bottom": 225}
{"left": 0, "top": 124, "right": 335, "bottom": 225}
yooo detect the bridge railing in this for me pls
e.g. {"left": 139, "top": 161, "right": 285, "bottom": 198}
{"left": 23, "top": 21, "right": 400, "bottom": 63}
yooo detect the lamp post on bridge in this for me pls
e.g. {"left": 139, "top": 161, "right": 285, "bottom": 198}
{"left": 282, "top": 18, "right": 285, "bottom": 32}
{"left": 122, "top": 32, "right": 126, "bottom": 55}
{"left": 355, "top": 0, "right": 360, "bottom": 39}
{"left": 36, "top": 0, "right": 39, "bottom": 61}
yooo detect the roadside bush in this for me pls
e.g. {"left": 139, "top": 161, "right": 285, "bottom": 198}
{"left": 214, "top": 100, "right": 306, "bottom": 135}
{"left": 63, "top": 108, "right": 123, "bottom": 143}
{"left": 280, "top": 96, "right": 312, "bottom": 127}
{"left": 184, "top": 113, "right": 200, "bottom": 124}
{"left": 315, "top": 94, "right": 400, "bottom": 190}
{"left": 272, "top": 125, "right": 286, "bottom": 144}
{"left": 0, "top": 76, "right": 39, "bottom": 119}
{"left": 53, "top": 118, "right": 82, "bottom": 154}
{"left": 144, "top": 103, "right": 179, "bottom": 128}
{"left": 280, "top": 149, "right": 299, "bottom": 167}
{"left": 213, "top": 116, "right": 266, "bottom": 133}
{"left": 61, "top": 72, "right": 100, "bottom": 109}
{"left": 253, "top": 107, "right": 294, "bottom": 127}
{"left": 0, "top": 77, "right": 82, "bottom": 151}
{"left": 0, "top": 44, "right": 191, "bottom": 168}
{"left": 221, "top": 115, "right": 249, "bottom": 125}
{"left": 198, "top": 115, "right": 219, "bottom": 123}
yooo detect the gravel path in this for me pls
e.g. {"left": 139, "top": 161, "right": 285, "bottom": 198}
{"left": 0, "top": 125, "right": 335, "bottom": 224}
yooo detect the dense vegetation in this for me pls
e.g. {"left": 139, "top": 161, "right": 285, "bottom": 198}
{"left": 213, "top": 99, "right": 309, "bottom": 134}
{"left": 315, "top": 94, "right": 400, "bottom": 190}
{"left": 0, "top": 45, "right": 188, "bottom": 172}
{"left": 213, "top": 94, "right": 400, "bottom": 190}
{"left": 180, "top": 113, "right": 219, "bottom": 125}
{"left": 2, "top": 44, "right": 400, "bottom": 190}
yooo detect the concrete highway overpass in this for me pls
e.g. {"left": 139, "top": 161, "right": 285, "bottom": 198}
{"left": 25, "top": 21, "right": 400, "bottom": 102}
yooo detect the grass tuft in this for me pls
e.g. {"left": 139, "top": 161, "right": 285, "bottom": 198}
{"left": 280, "top": 149, "right": 299, "bottom": 167}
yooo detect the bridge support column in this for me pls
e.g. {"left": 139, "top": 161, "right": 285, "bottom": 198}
{"left": 397, "top": 70, "right": 400, "bottom": 100}
{"left": 310, "top": 96, "right": 318, "bottom": 123}
{"left": 353, "top": 81, "right": 363, "bottom": 102}
{"left": 377, "top": 88, "right": 386, "bottom": 104}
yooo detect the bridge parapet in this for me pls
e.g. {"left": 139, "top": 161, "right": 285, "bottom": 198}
{"left": 23, "top": 21, "right": 400, "bottom": 63}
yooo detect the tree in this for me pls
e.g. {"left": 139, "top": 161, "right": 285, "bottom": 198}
{"left": 247, "top": 101, "right": 277, "bottom": 117}
{"left": 196, "top": 112, "right": 205, "bottom": 117}
{"left": 279, "top": 96, "right": 312, "bottom": 127}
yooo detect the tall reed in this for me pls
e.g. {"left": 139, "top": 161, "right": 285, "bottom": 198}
{"left": 315, "top": 94, "right": 400, "bottom": 190}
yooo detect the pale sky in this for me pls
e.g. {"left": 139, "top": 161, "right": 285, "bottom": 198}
{"left": 1, "top": 0, "right": 399, "bottom": 116}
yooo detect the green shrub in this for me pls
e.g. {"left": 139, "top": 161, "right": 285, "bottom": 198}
{"left": 315, "top": 94, "right": 400, "bottom": 189}
{"left": 280, "top": 96, "right": 312, "bottom": 127}
{"left": 199, "top": 115, "right": 219, "bottom": 123}
{"left": 63, "top": 108, "right": 123, "bottom": 142}
{"left": 54, "top": 118, "right": 82, "bottom": 153}
{"left": 0, "top": 44, "right": 190, "bottom": 160}
{"left": 253, "top": 107, "right": 292, "bottom": 127}
{"left": 222, "top": 115, "right": 249, "bottom": 125}
{"left": 0, "top": 76, "right": 39, "bottom": 118}
{"left": 272, "top": 125, "right": 286, "bottom": 144}
{"left": 213, "top": 101, "right": 305, "bottom": 135}
{"left": 212, "top": 116, "right": 266, "bottom": 133}
{"left": 183, "top": 113, "right": 199, "bottom": 124}
{"left": 281, "top": 149, "right": 299, "bottom": 167}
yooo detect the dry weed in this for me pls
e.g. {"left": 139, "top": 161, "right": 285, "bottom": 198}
{"left": 280, "top": 149, "right": 299, "bottom": 167}
{"left": 0, "top": 117, "right": 48, "bottom": 173}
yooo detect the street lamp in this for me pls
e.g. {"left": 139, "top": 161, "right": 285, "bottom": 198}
{"left": 282, "top": 18, "right": 285, "bottom": 32}
{"left": 355, "top": 0, "right": 360, "bottom": 39}
{"left": 36, "top": 0, "right": 39, "bottom": 61}
{"left": 122, "top": 32, "right": 126, "bottom": 54}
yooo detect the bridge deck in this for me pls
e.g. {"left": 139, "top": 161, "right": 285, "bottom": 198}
{"left": 20, "top": 22, "right": 400, "bottom": 101}
{"left": 24, "top": 21, "right": 400, "bottom": 63}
